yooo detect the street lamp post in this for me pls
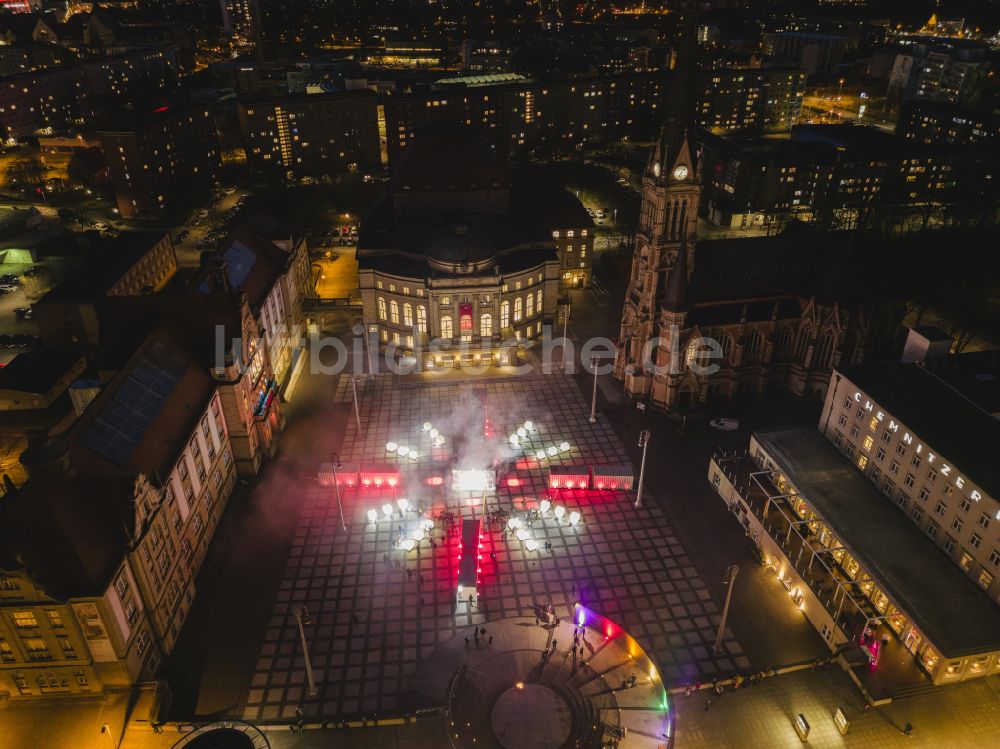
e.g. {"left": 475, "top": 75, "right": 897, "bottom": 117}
{"left": 350, "top": 374, "right": 363, "bottom": 435}
{"left": 330, "top": 453, "right": 346, "bottom": 532}
{"left": 589, "top": 356, "right": 599, "bottom": 423}
{"left": 294, "top": 605, "right": 318, "bottom": 696}
{"left": 100, "top": 723, "right": 118, "bottom": 748}
{"left": 635, "top": 430, "right": 651, "bottom": 508}
{"left": 561, "top": 299, "right": 572, "bottom": 371}
{"left": 713, "top": 565, "right": 740, "bottom": 654}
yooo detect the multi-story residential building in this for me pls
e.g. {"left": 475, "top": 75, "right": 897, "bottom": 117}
{"left": 357, "top": 133, "right": 574, "bottom": 367}
{"left": 762, "top": 30, "right": 855, "bottom": 74}
{"left": 97, "top": 105, "right": 220, "bottom": 219}
{"left": 0, "top": 66, "right": 86, "bottom": 141}
{"left": 237, "top": 90, "right": 380, "bottom": 181}
{"left": 697, "top": 65, "right": 806, "bottom": 134}
{"left": 0, "top": 44, "right": 72, "bottom": 77}
{"left": 0, "top": 322, "right": 238, "bottom": 700}
{"left": 896, "top": 100, "right": 1000, "bottom": 146}
{"left": 220, "top": 0, "right": 260, "bottom": 37}
{"left": 81, "top": 46, "right": 178, "bottom": 99}
{"left": 699, "top": 124, "right": 995, "bottom": 229}
{"left": 194, "top": 230, "right": 311, "bottom": 391}
{"left": 381, "top": 71, "right": 666, "bottom": 164}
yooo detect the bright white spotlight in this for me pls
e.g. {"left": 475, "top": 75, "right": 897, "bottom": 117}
{"left": 559, "top": 441, "right": 570, "bottom": 452}
{"left": 536, "top": 450, "right": 546, "bottom": 460}
{"left": 412, "top": 528, "right": 425, "bottom": 542}
{"left": 452, "top": 469, "right": 495, "bottom": 492}
{"left": 386, "top": 441, "right": 398, "bottom": 452}
{"left": 517, "top": 427, "right": 527, "bottom": 438}
{"left": 409, "top": 451, "right": 419, "bottom": 461}
{"left": 434, "top": 436, "right": 445, "bottom": 447}
{"left": 367, "top": 509, "right": 378, "bottom": 523}
{"left": 421, "top": 518, "right": 434, "bottom": 531}
{"left": 397, "top": 497, "right": 410, "bottom": 512}
{"left": 401, "top": 539, "right": 416, "bottom": 551}
{"left": 507, "top": 517, "right": 520, "bottom": 530}
{"left": 509, "top": 434, "right": 520, "bottom": 446}
{"left": 539, "top": 499, "right": 551, "bottom": 514}
{"left": 422, "top": 422, "right": 432, "bottom": 432}
{"left": 525, "top": 539, "right": 539, "bottom": 552}
{"left": 430, "top": 428, "right": 439, "bottom": 439}
{"left": 397, "top": 445, "right": 409, "bottom": 456}
{"left": 382, "top": 503, "right": 394, "bottom": 517}
{"left": 547, "top": 445, "right": 558, "bottom": 456}
{"left": 554, "top": 505, "right": 566, "bottom": 520}
{"left": 515, "top": 528, "right": 530, "bottom": 541}
{"left": 568, "top": 510, "right": 581, "bottom": 526}
{"left": 524, "top": 420, "right": 534, "bottom": 431}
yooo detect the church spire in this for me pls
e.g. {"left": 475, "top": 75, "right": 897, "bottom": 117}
{"left": 651, "top": 2, "right": 699, "bottom": 180}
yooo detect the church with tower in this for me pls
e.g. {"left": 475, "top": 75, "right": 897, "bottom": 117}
{"left": 614, "top": 9, "right": 877, "bottom": 410}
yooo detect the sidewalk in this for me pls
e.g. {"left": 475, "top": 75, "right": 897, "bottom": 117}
{"left": 673, "top": 667, "right": 1000, "bottom": 749}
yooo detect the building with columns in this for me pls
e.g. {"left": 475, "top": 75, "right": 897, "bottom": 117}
{"left": 357, "top": 132, "right": 590, "bottom": 368}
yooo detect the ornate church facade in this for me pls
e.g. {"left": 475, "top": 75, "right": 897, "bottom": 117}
{"left": 613, "top": 123, "right": 875, "bottom": 410}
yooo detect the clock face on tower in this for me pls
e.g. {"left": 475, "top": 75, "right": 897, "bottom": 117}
{"left": 653, "top": 161, "right": 661, "bottom": 177}
{"left": 673, "top": 165, "right": 689, "bottom": 181}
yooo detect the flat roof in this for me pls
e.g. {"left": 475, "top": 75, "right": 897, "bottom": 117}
{"left": 756, "top": 428, "right": 1000, "bottom": 658}
{"left": 839, "top": 361, "right": 1000, "bottom": 500}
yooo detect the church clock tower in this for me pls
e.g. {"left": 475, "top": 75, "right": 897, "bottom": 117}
{"left": 614, "top": 5, "right": 701, "bottom": 398}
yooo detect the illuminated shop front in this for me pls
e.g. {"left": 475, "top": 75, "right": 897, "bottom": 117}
{"left": 710, "top": 427, "right": 1000, "bottom": 686}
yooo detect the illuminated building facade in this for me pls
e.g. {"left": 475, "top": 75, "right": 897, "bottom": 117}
{"left": 97, "top": 106, "right": 220, "bottom": 219}
{"left": 381, "top": 71, "right": 665, "bottom": 163}
{"left": 821, "top": 361, "right": 1000, "bottom": 601}
{"left": 0, "top": 323, "right": 239, "bottom": 700}
{"left": 238, "top": 90, "right": 381, "bottom": 181}
{"left": 0, "top": 66, "right": 85, "bottom": 141}
{"left": 710, "top": 357, "right": 1000, "bottom": 685}
{"left": 897, "top": 100, "right": 1000, "bottom": 146}
{"left": 220, "top": 0, "right": 260, "bottom": 38}
{"left": 358, "top": 133, "right": 592, "bottom": 367}
{"left": 697, "top": 66, "right": 805, "bottom": 134}
{"left": 710, "top": 426, "right": 1000, "bottom": 685}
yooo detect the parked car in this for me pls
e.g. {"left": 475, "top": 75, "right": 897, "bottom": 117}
{"left": 0, "top": 274, "right": 21, "bottom": 285}
{"left": 11, "top": 333, "right": 32, "bottom": 347}
{"left": 0, "top": 335, "right": 13, "bottom": 348}
{"left": 22, "top": 266, "right": 41, "bottom": 277}
{"left": 0, "top": 284, "right": 17, "bottom": 294}
{"left": 14, "top": 307, "right": 32, "bottom": 320}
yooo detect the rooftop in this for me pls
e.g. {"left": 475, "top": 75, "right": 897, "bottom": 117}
{"left": 840, "top": 361, "right": 1000, "bottom": 500}
{"left": 0, "top": 348, "right": 84, "bottom": 396}
{"left": 37, "top": 231, "right": 170, "bottom": 305}
{"left": 756, "top": 428, "right": 1000, "bottom": 658}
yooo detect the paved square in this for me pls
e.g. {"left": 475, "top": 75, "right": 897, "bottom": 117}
{"left": 240, "top": 374, "right": 749, "bottom": 721}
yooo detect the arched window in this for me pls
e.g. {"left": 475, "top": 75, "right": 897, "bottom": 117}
{"left": 440, "top": 315, "right": 453, "bottom": 339}
{"left": 389, "top": 300, "right": 399, "bottom": 324}
{"left": 744, "top": 329, "right": 764, "bottom": 363}
{"left": 536, "top": 289, "right": 542, "bottom": 311}
{"left": 403, "top": 303, "right": 413, "bottom": 327}
{"left": 514, "top": 297, "right": 523, "bottom": 322}
{"left": 377, "top": 297, "right": 387, "bottom": 320}
{"left": 794, "top": 328, "right": 811, "bottom": 362}
{"left": 526, "top": 292, "right": 535, "bottom": 317}
{"left": 685, "top": 338, "right": 700, "bottom": 368}
{"left": 815, "top": 331, "right": 836, "bottom": 368}
{"left": 500, "top": 300, "right": 510, "bottom": 328}
{"left": 719, "top": 332, "right": 734, "bottom": 364}
{"left": 774, "top": 327, "right": 794, "bottom": 361}
{"left": 480, "top": 313, "right": 493, "bottom": 338}
{"left": 416, "top": 305, "right": 427, "bottom": 333}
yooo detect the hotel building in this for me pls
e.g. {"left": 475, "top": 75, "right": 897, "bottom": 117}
{"left": 708, "top": 360, "right": 1000, "bottom": 686}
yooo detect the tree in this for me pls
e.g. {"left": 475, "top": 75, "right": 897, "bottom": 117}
{"left": 4, "top": 156, "right": 47, "bottom": 192}
{"left": 67, "top": 146, "right": 109, "bottom": 189}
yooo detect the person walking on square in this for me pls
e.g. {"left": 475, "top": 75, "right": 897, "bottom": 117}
{"left": 465, "top": 636, "right": 470, "bottom": 649}
{"left": 902, "top": 723, "right": 913, "bottom": 736}
{"left": 488, "top": 635, "right": 493, "bottom": 646}
{"left": 474, "top": 632, "right": 480, "bottom": 648}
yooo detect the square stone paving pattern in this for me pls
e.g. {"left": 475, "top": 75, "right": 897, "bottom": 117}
{"left": 241, "top": 374, "right": 748, "bottom": 721}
